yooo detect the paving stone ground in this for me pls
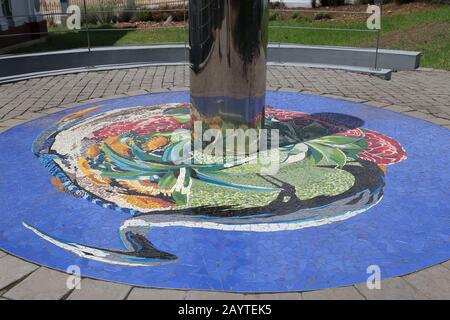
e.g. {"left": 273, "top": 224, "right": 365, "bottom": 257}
{"left": 0, "top": 65, "right": 449, "bottom": 300}
{"left": 302, "top": 286, "right": 365, "bottom": 300}
{"left": 127, "top": 288, "right": 188, "bottom": 300}
{"left": 0, "top": 65, "right": 449, "bottom": 128}
{"left": 3, "top": 268, "right": 71, "bottom": 300}
{"left": 67, "top": 279, "right": 132, "bottom": 300}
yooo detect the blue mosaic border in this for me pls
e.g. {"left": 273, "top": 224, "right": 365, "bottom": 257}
{"left": 0, "top": 91, "right": 448, "bottom": 292}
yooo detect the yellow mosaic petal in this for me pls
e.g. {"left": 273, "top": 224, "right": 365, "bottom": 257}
{"left": 120, "top": 194, "right": 174, "bottom": 209}
{"left": 85, "top": 144, "right": 100, "bottom": 158}
{"left": 60, "top": 106, "right": 102, "bottom": 123}
{"left": 78, "top": 157, "right": 111, "bottom": 187}
{"left": 117, "top": 180, "right": 159, "bottom": 196}
{"left": 143, "top": 136, "right": 169, "bottom": 151}
{"left": 104, "top": 136, "right": 130, "bottom": 157}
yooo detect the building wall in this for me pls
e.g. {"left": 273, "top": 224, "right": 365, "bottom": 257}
{"left": 0, "top": 0, "right": 47, "bottom": 50}
{"left": 280, "top": 0, "right": 320, "bottom": 8}
{"left": 0, "top": 0, "right": 43, "bottom": 30}
{"left": 0, "top": 1, "right": 10, "bottom": 31}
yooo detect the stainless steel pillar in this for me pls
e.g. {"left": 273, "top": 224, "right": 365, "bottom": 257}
{"left": 189, "top": 0, "right": 269, "bottom": 130}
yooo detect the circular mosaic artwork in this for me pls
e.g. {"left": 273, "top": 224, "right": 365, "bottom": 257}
{"left": 0, "top": 91, "right": 448, "bottom": 292}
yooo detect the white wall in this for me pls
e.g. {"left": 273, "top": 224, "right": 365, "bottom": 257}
{"left": 0, "top": 4, "right": 7, "bottom": 31}
{"left": 10, "top": 0, "right": 30, "bottom": 26}
{"left": 0, "top": 0, "right": 42, "bottom": 31}
{"left": 280, "top": 0, "right": 318, "bottom": 8}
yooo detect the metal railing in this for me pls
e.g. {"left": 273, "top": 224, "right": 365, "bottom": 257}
{"left": 0, "top": 3, "right": 383, "bottom": 70}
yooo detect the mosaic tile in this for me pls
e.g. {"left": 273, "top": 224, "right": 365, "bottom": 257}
{"left": 0, "top": 91, "right": 448, "bottom": 292}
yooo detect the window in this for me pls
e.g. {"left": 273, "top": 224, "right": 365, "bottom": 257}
{"left": 1, "top": 0, "right": 12, "bottom": 18}
{"left": 190, "top": 0, "right": 216, "bottom": 70}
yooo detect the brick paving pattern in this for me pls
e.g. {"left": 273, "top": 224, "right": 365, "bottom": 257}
{"left": 0, "top": 66, "right": 449, "bottom": 126}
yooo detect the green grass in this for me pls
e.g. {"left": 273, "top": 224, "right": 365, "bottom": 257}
{"left": 268, "top": 5, "right": 450, "bottom": 69}
{"left": 11, "top": 25, "right": 186, "bottom": 53}
{"left": 9, "top": 5, "right": 450, "bottom": 70}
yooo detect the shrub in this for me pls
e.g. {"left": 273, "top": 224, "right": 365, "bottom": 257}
{"left": 269, "top": 1, "right": 287, "bottom": 9}
{"left": 118, "top": 2, "right": 137, "bottom": 22}
{"left": 165, "top": 5, "right": 187, "bottom": 22}
{"left": 84, "top": 0, "right": 120, "bottom": 24}
{"left": 314, "top": 12, "right": 332, "bottom": 20}
{"left": 296, "top": 15, "right": 312, "bottom": 23}
{"left": 133, "top": 9, "right": 152, "bottom": 22}
{"left": 291, "top": 13, "right": 312, "bottom": 23}
{"left": 82, "top": 1, "right": 187, "bottom": 25}
{"left": 269, "top": 12, "right": 282, "bottom": 21}
{"left": 148, "top": 5, "right": 186, "bottom": 22}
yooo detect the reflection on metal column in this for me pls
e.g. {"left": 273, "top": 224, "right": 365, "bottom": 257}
{"left": 189, "top": 0, "right": 269, "bottom": 130}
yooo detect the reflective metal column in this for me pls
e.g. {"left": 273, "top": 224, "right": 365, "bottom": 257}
{"left": 189, "top": 0, "right": 269, "bottom": 130}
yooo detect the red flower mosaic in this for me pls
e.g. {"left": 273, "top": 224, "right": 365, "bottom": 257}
{"left": 265, "top": 107, "right": 406, "bottom": 166}
{"left": 90, "top": 105, "right": 406, "bottom": 166}
{"left": 91, "top": 115, "right": 191, "bottom": 139}
{"left": 338, "top": 129, "right": 407, "bottom": 165}
{"left": 335, "top": 128, "right": 365, "bottom": 138}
